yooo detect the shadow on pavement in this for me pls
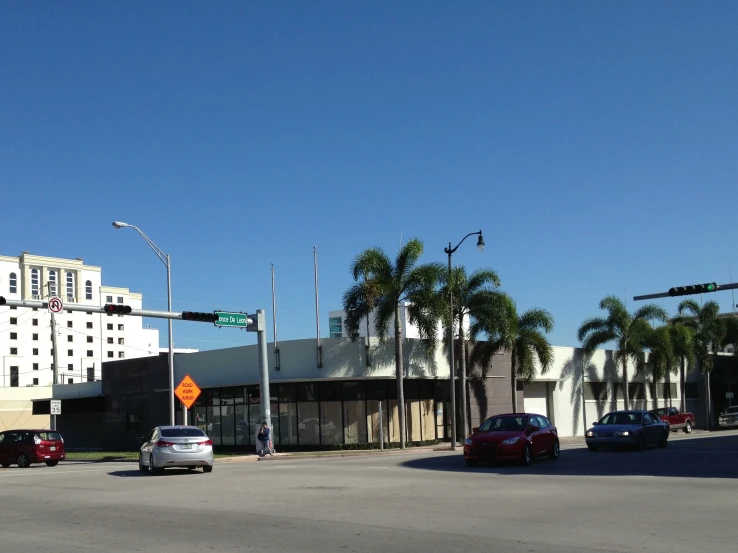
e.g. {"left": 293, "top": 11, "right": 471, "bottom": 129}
{"left": 401, "top": 434, "right": 738, "bottom": 479}
{"left": 108, "top": 468, "right": 207, "bottom": 478}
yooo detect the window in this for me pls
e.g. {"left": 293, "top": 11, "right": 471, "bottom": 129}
{"left": 118, "top": 338, "right": 124, "bottom": 345}
{"left": 48, "top": 270, "right": 57, "bottom": 296}
{"left": 118, "top": 352, "right": 125, "bottom": 359}
{"left": 66, "top": 272, "right": 74, "bottom": 301}
{"left": 67, "top": 335, "right": 73, "bottom": 342}
{"left": 31, "top": 268, "right": 40, "bottom": 297}
{"left": 9, "top": 272, "right": 17, "bottom": 294}
{"left": 10, "top": 317, "right": 17, "bottom": 325}
{"left": 68, "top": 364, "right": 74, "bottom": 372}
{"left": 87, "top": 336, "right": 93, "bottom": 343}
{"left": 107, "top": 337, "right": 114, "bottom": 344}
{"left": 10, "top": 367, "right": 18, "bottom": 387}
{"left": 583, "top": 382, "right": 608, "bottom": 400}
{"left": 68, "top": 378, "right": 74, "bottom": 385}
{"left": 85, "top": 280, "right": 93, "bottom": 300}
{"left": 117, "top": 296, "right": 123, "bottom": 303}
{"left": 51, "top": 349, "right": 54, "bottom": 356}
{"left": 107, "top": 324, "right": 113, "bottom": 330}
{"left": 118, "top": 324, "right": 124, "bottom": 331}
{"left": 33, "top": 363, "right": 38, "bottom": 371}
{"left": 67, "top": 321, "right": 73, "bottom": 328}
{"left": 107, "top": 352, "right": 114, "bottom": 358}
{"left": 33, "top": 348, "right": 38, "bottom": 355}
{"left": 106, "top": 295, "right": 113, "bottom": 302}
{"left": 32, "top": 334, "right": 38, "bottom": 341}
{"left": 32, "top": 319, "right": 38, "bottom": 326}
{"left": 10, "top": 305, "right": 16, "bottom": 309}
{"left": 87, "top": 367, "right": 95, "bottom": 382}
{"left": 660, "top": 383, "right": 678, "bottom": 399}
{"left": 329, "top": 316, "right": 343, "bottom": 338}
{"left": 66, "top": 309, "right": 72, "bottom": 314}
{"left": 628, "top": 382, "right": 646, "bottom": 401}
{"left": 126, "top": 413, "right": 143, "bottom": 433}
{"left": 10, "top": 332, "right": 17, "bottom": 340}
{"left": 10, "top": 347, "right": 17, "bottom": 355}
{"left": 87, "top": 350, "right": 93, "bottom": 357}
{"left": 67, "top": 349, "right": 73, "bottom": 356}
{"left": 32, "top": 378, "right": 38, "bottom": 386}
{"left": 86, "top": 322, "right": 93, "bottom": 329}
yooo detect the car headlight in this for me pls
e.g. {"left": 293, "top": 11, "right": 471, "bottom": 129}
{"left": 615, "top": 431, "right": 631, "bottom": 437}
{"left": 464, "top": 438, "right": 473, "bottom": 446}
{"left": 501, "top": 437, "right": 520, "bottom": 445}
{"left": 586, "top": 430, "right": 595, "bottom": 438}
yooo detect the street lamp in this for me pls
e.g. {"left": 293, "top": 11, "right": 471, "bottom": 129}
{"left": 112, "top": 221, "right": 177, "bottom": 426}
{"left": 444, "top": 230, "right": 485, "bottom": 451}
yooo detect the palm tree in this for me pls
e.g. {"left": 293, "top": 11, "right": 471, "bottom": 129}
{"left": 471, "top": 299, "right": 555, "bottom": 413}
{"left": 639, "top": 325, "right": 676, "bottom": 406}
{"left": 668, "top": 322, "right": 696, "bottom": 413}
{"left": 577, "top": 296, "right": 668, "bottom": 408}
{"left": 675, "top": 300, "right": 726, "bottom": 429}
{"left": 439, "top": 267, "right": 502, "bottom": 437}
{"left": 342, "top": 238, "right": 443, "bottom": 449}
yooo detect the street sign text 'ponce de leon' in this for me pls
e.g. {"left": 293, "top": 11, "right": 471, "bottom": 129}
{"left": 216, "top": 312, "right": 249, "bottom": 327}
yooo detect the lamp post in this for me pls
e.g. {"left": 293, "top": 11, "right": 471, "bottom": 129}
{"left": 444, "top": 230, "right": 485, "bottom": 450}
{"left": 113, "top": 221, "right": 176, "bottom": 426}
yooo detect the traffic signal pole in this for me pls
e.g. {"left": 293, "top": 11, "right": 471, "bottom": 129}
{"left": 633, "top": 282, "right": 738, "bottom": 301}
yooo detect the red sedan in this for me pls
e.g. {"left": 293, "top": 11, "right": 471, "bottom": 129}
{"left": 463, "top": 413, "right": 560, "bottom": 466}
{"left": 0, "top": 430, "right": 66, "bottom": 468}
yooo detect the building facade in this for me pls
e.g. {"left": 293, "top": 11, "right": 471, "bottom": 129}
{"left": 0, "top": 252, "right": 159, "bottom": 388}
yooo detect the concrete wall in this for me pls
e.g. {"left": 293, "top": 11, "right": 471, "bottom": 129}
{"left": 0, "top": 386, "right": 51, "bottom": 430}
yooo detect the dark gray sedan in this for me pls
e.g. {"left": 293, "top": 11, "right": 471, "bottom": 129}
{"left": 585, "top": 410, "right": 669, "bottom": 451}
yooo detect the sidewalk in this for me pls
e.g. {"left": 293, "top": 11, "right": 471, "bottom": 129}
{"left": 219, "top": 445, "right": 455, "bottom": 463}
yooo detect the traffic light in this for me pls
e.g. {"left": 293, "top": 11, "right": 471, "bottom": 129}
{"left": 0, "top": 296, "right": 5, "bottom": 306}
{"left": 103, "top": 304, "right": 132, "bottom": 315}
{"left": 181, "top": 311, "right": 219, "bottom": 323}
{"left": 668, "top": 283, "right": 718, "bottom": 297}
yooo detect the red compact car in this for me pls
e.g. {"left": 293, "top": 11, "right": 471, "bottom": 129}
{"left": 0, "top": 429, "right": 66, "bottom": 468}
{"left": 463, "top": 413, "right": 559, "bottom": 466}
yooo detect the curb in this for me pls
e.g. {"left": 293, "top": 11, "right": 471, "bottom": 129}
{"left": 219, "top": 446, "right": 454, "bottom": 463}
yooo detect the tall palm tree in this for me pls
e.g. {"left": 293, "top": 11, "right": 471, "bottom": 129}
{"left": 639, "top": 325, "right": 676, "bottom": 406}
{"left": 668, "top": 322, "right": 696, "bottom": 413}
{"left": 577, "top": 296, "right": 668, "bottom": 407}
{"left": 676, "top": 300, "right": 726, "bottom": 429}
{"left": 439, "top": 267, "right": 502, "bottom": 437}
{"left": 471, "top": 299, "right": 555, "bottom": 413}
{"left": 342, "top": 238, "right": 443, "bottom": 449}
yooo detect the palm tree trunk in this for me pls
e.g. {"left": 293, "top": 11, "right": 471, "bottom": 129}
{"left": 459, "top": 312, "right": 468, "bottom": 438}
{"left": 394, "top": 306, "right": 406, "bottom": 449}
{"left": 622, "top": 349, "right": 630, "bottom": 408}
{"left": 680, "top": 356, "right": 686, "bottom": 413}
{"left": 510, "top": 353, "right": 518, "bottom": 414}
{"left": 705, "top": 370, "right": 711, "bottom": 431}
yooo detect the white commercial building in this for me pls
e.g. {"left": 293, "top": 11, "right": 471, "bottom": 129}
{"left": 0, "top": 252, "right": 159, "bottom": 388}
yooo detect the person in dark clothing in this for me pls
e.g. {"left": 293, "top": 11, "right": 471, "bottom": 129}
{"left": 257, "top": 422, "right": 272, "bottom": 456}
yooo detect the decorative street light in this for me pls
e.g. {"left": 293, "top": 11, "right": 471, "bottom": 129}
{"left": 444, "top": 230, "right": 485, "bottom": 450}
{"left": 113, "top": 222, "right": 177, "bottom": 426}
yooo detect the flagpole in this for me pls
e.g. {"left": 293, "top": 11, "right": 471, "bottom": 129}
{"left": 314, "top": 246, "right": 322, "bottom": 368}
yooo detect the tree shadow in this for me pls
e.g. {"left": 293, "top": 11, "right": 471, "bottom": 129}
{"left": 559, "top": 349, "right": 598, "bottom": 435}
{"left": 364, "top": 338, "right": 439, "bottom": 378}
{"left": 401, "top": 434, "right": 738, "bottom": 479}
{"left": 469, "top": 375, "right": 488, "bottom": 424}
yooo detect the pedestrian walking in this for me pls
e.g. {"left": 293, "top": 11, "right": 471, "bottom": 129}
{"left": 257, "top": 422, "right": 273, "bottom": 456}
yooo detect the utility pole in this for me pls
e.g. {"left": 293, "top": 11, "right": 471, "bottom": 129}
{"left": 46, "top": 282, "right": 60, "bottom": 431}
{"left": 254, "top": 310, "right": 272, "bottom": 432}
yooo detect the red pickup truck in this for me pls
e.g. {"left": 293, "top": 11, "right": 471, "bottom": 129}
{"left": 652, "top": 407, "right": 694, "bottom": 433}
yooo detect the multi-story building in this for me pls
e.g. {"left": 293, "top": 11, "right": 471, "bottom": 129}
{"left": 0, "top": 252, "right": 159, "bottom": 387}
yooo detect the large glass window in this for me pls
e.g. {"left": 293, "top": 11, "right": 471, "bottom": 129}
{"left": 366, "top": 399, "right": 390, "bottom": 445}
{"left": 343, "top": 382, "right": 366, "bottom": 444}
{"left": 9, "top": 273, "right": 17, "bottom": 294}
{"left": 298, "top": 402, "right": 320, "bottom": 445}
{"left": 31, "top": 269, "right": 40, "bottom": 297}
{"left": 220, "top": 388, "right": 235, "bottom": 446}
{"left": 48, "top": 270, "right": 57, "bottom": 296}
{"left": 85, "top": 280, "right": 93, "bottom": 300}
{"left": 321, "top": 401, "right": 342, "bottom": 445}
{"left": 66, "top": 272, "right": 75, "bottom": 301}
{"left": 235, "top": 404, "right": 247, "bottom": 446}
{"left": 279, "top": 402, "right": 298, "bottom": 445}
{"left": 329, "top": 316, "right": 343, "bottom": 338}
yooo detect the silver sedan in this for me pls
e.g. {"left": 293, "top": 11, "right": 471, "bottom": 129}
{"left": 139, "top": 426, "right": 214, "bottom": 474}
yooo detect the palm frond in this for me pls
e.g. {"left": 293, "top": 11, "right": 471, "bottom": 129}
{"left": 577, "top": 317, "right": 608, "bottom": 343}
{"left": 467, "top": 269, "right": 501, "bottom": 292}
{"left": 519, "top": 308, "right": 554, "bottom": 334}
{"left": 633, "top": 304, "right": 669, "bottom": 323}
{"left": 581, "top": 328, "right": 616, "bottom": 354}
{"left": 394, "top": 238, "right": 424, "bottom": 283}
{"left": 677, "top": 299, "right": 700, "bottom": 318}
{"left": 350, "top": 248, "right": 390, "bottom": 282}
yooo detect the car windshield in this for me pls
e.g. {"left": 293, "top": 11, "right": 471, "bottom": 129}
{"left": 478, "top": 416, "right": 529, "bottom": 432}
{"left": 160, "top": 427, "right": 207, "bottom": 438}
{"left": 652, "top": 408, "right": 668, "bottom": 416}
{"left": 599, "top": 412, "right": 642, "bottom": 425}
{"left": 36, "top": 432, "right": 63, "bottom": 441}
{"left": 723, "top": 407, "right": 738, "bottom": 415}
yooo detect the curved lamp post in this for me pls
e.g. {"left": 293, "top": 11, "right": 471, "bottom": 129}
{"left": 444, "top": 230, "right": 485, "bottom": 450}
{"left": 113, "top": 221, "right": 176, "bottom": 426}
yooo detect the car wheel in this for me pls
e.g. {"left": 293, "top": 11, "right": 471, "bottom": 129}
{"left": 548, "top": 439, "right": 560, "bottom": 460}
{"left": 464, "top": 459, "right": 478, "bottom": 467}
{"left": 45, "top": 460, "right": 59, "bottom": 467}
{"left": 17, "top": 452, "right": 31, "bottom": 468}
{"left": 587, "top": 445, "right": 598, "bottom": 452}
{"left": 138, "top": 455, "right": 149, "bottom": 473}
{"left": 521, "top": 444, "right": 532, "bottom": 466}
{"left": 203, "top": 465, "right": 213, "bottom": 473}
{"left": 684, "top": 420, "right": 692, "bottom": 434}
{"left": 636, "top": 434, "right": 645, "bottom": 451}
{"left": 658, "top": 431, "right": 668, "bottom": 448}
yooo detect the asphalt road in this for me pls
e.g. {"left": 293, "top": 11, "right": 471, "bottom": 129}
{"left": 1, "top": 430, "right": 737, "bottom": 553}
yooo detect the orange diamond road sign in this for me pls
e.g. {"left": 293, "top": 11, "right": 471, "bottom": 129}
{"left": 175, "top": 374, "right": 201, "bottom": 409}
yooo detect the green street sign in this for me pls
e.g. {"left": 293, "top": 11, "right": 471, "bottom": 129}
{"left": 216, "top": 312, "right": 249, "bottom": 328}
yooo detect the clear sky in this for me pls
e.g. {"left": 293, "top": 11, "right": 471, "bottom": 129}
{"left": 2, "top": 2, "right": 737, "bottom": 352}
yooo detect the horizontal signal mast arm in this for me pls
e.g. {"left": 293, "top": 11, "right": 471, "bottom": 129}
{"left": 0, "top": 298, "right": 185, "bottom": 320}
{"left": 633, "top": 282, "right": 738, "bottom": 302}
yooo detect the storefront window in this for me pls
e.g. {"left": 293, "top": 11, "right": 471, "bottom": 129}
{"left": 249, "top": 402, "right": 261, "bottom": 446}
{"left": 298, "top": 402, "right": 320, "bottom": 444}
{"left": 221, "top": 388, "right": 235, "bottom": 446}
{"left": 321, "top": 401, "right": 342, "bottom": 445}
{"left": 235, "top": 404, "right": 247, "bottom": 446}
{"left": 279, "top": 402, "right": 298, "bottom": 445}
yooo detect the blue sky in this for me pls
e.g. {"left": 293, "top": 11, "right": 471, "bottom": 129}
{"left": 2, "top": 2, "right": 737, "bottom": 352}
